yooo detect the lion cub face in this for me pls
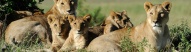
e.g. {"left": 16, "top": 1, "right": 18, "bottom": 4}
{"left": 110, "top": 11, "right": 133, "bottom": 28}
{"left": 68, "top": 14, "right": 91, "bottom": 35}
{"left": 144, "top": 1, "right": 171, "bottom": 28}
{"left": 54, "top": 0, "right": 78, "bottom": 15}
{"left": 47, "top": 14, "right": 69, "bottom": 36}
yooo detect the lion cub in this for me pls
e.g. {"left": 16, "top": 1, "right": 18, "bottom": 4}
{"left": 47, "top": 14, "right": 71, "bottom": 52}
{"left": 88, "top": 10, "right": 133, "bottom": 37}
{"left": 102, "top": 10, "right": 133, "bottom": 34}
{"left": 58, "top": 14, "right": 91, "bottom": 52}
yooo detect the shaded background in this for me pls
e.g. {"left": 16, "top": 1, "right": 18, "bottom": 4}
{"left": 37, "top": 0, "right": 191, "bottom": 27}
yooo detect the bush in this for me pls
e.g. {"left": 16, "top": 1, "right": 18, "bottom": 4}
{"left": 77, "top": 0, "right": 105, "bottom": 26}
{"left": 170, "top": 21, "right": 191, "bottom": 51}
{"left": 0, "top": 0, "right": 44, "bottom": 22}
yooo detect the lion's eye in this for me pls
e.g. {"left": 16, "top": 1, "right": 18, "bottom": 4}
{"left": 74, "top": 23, "right": 76, "bottom": 25}
{"left": 82, "top": 23, "right": 85, "bottom": 26}
{"left": 54, "top": 24, "right": 57, "bottom": 26}
{"left": 150, "top": 12, "right": 153, "bottom": 15}
{"left": 61, "top": 2, "right": 64, "bottom": 5}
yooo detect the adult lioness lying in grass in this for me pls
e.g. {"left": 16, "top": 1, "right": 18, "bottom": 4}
{"left": 87, "top": 1, "right": 172, "bottom": 52}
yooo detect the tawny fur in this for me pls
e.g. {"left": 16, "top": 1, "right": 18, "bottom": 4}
{"left": 58, "top": 14, "right": 91, "bottom": 52}
{"left": 44, "top": 0, "right": 78, "bottom": 51}
{"left": 87, "top": 1, "right": 172, "bottom": 52}
{"left": 5, "top": 15, "right": 52, "bottom": 47}
{"left": 102, "top": 11, "right": 133, "bottom": 34}
{"left": 4, "top": 0, "right": 78, "bottom": 51}
{"left": 47, "top": 14, "right": 71, "bottom": 52}
{"left": 44, "top": 0, "right": 78, "bottom": 17}
{"left": 88, "top": 11, "right": 133, "bottom": 37}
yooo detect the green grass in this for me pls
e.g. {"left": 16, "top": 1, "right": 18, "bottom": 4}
{"left": 170, "top": 21, "right": 191, "bottom": 51}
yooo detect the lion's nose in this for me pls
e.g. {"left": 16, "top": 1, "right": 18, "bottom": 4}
{"left": 58, "top": 32, "right": 62, "bottom": 36}
{"left": 77, "top": 29, "right": 80, "bottom": 32}
{"left": 153, "top": 20, "right": 157, "bottom": 23}
{"left": 59, "top": 31, "right": 62, "bottom": 34}
{"left": 67, "top": 9, "right": 71, "bottom": 13}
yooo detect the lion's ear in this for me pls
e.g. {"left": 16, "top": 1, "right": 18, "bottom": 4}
{"left": 47, "top": 15, "right": 55, "bottom": 24}
{"left": 122, "top": 10, "right": 127, "bottom": 15}
{"left": 110, "top": 11, "right": 117, "bottom": 19}
{"left": 144, "top": 2, "right": 153, "bottom": 12}
{"left": 110, "top": 11, "right": 120, "bottom": 28}
{"left": 53, "top": 0, "right": 58, "bottom": 3}
{"left": 100, "top": 21, "right": 106, "bottom": 26}
{"left": 162, "top": 1, "right": 172, "bottom": 12}
{"left": 111, "top": 18, "right": 120, "bottom": 29}
{"left": 68, "top": 15, "right": 76, "bottom": 23}
{"left": 83, "top": 14, "right": 91, "bottom": 22}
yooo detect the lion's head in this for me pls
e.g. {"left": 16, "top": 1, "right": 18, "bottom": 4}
{"left": 104, "top": 11, "right": 133, "bottom": 29}
{"left": 57, "top": 14, "right": 91, "bottom": 51}
{"left": 47, "top": 14, "right": 70, "bottom": 36}
{"left": 68, "top": 14, "right": 91, "bottom": 35}
{"left": 54, "top": 0, "right": 78, "bottom": 15}
{"left": 102, "top": 11, "right": 133, "bottom": 34}
{"left": 144, "top": 1, "right": 171, "bottom": 29}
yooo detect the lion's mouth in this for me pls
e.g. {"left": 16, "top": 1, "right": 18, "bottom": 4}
{"left": 77, "top": 31, "right": 83, "bottom": 34}
{"left": 78, "top": 32, "right": 82, "bottom": 34}
{"left": 57, "top": 34, "right": 62, "bottom": 36}
{"left": 69, "top": 11, "right": 75, "bottom": 15}
{"left": 154, "top": 24, "right": 162, "bottom": 27}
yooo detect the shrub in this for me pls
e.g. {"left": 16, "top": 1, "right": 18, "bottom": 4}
{"left": 170, "top": 21, "right": 191, "bottom": 51}
{"left": 77, "top": 0, "right": 105, "bottom": 26}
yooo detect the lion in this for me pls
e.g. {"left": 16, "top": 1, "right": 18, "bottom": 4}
{"left": 87, "top": 11, "right": 133, "bottom": 46}
{"left": 44, "top": 0, "right": 78, "bottom": 17}
{"left": 5, "top": 15, "right": 52, "bottom": 47}
{"left": 88, "top": 10, "right": 133, "bottom": 37}
{"left": 87, "top": 1, "right": 172, "bottom": 52}
{"left": 102, "top": 10, "right": 133, "bottom": 34}
{"left": 58, "top": 14, "right": 91, "bottom": 52}
{"left": 47, "top": 14, "right": 71, "bottom": 52}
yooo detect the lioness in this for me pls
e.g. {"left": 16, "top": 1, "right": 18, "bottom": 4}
{"left": 87, "top": 1, "right": 171, "bottom": 52}
{"left": 58, "top": 14, "right": 91, "bottom": 52}
{"left": 47, "top": 14, "right": 71, "bottom": 52}
{"left": 4, "top": 0, "right": 77, "bottom": 49}
{"left": 5, "top": 15, "right": 52, "bottom": 47}
{"left": 45, "top": 0, "right": 78, "bottom": 17}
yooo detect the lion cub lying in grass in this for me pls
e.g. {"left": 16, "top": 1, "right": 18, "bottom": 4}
{"left": 88, "top": 10, "right": 133, "bottom": 37}
{"left": 58, "top": 14, "right": 91, "bottom": 52}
